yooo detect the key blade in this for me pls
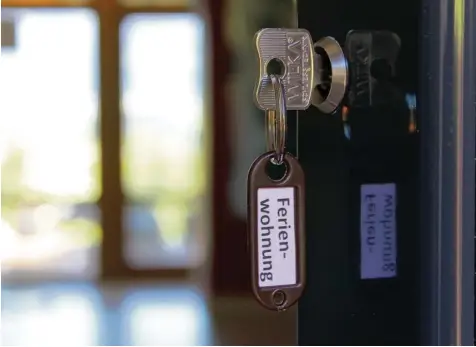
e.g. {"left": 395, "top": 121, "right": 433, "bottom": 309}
{"left": 254, "top": 28, "right": 314, "bottom": 110}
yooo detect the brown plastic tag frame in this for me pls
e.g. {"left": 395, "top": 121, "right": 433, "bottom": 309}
{"left": 247, "top": 151, "right": 306, "bottom": 311}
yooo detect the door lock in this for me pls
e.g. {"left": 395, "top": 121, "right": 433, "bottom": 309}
{"left": 254, "top": 28, "right": 348, "bottom": 115}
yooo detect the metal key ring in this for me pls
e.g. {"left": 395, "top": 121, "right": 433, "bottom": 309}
{"left": 266, "top": 74, "right": 286, "bottom": 165}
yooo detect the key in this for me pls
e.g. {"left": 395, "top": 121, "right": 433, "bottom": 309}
{"left": 248, "top": 30, "right": 349, "bottom": 311}
{"left": 254, "top": 29, "right": 348, "bottom": 114}
{"left": 247, "top": 151, "right": 306, "bottom": 311}
{"left": 254, "top": 28, "right": 315, "bottom": 110}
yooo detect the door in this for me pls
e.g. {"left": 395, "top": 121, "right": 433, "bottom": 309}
{"left": 295, "top": 0, "right": 475, "bottom": 345}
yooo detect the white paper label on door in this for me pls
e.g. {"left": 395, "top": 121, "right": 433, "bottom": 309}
{"left": 257, "top": 187, "right": 297, "bottom": 288}
{"left": 360, "top": 183, "right": 397, "bottom": 279}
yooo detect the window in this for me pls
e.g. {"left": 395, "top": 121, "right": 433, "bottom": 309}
{"left": 1, "top": 0, "right": 209, "bottom": 280}
{"left": 119, "top": 0, "right": 189, "bottom": 6}
{"left": 1, "top": 8, "right": 100, "bottom": 279}
{"left": 120, "top": 13, "right": 207, "bottom": 268}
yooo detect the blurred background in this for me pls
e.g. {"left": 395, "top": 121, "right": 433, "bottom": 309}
{"left": 0, "top": 0, "right": 297, "bottom": 345}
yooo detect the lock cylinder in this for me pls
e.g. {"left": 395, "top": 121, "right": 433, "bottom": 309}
{"left": 312, "top": 36, "right": 348, "bottom": 114}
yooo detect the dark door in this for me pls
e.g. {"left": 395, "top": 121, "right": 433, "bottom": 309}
{"left": 295, "top": 0, "right": 475, "bottom": 345}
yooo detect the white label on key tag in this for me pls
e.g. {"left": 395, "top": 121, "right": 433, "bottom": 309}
{"left": 257, "top": 187, "right": 297, "bottom": 288}
{"left": 360, "top": 183, "right": 397, "bottom": 279}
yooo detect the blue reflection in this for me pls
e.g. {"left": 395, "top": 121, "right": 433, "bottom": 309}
{"left": 405, "top": 93, "right": 417, "bottom": 110}
{"left": 342, "top": 106, "right": 351, "bottom": 140}
{"left": 2, "top": 283, "right": 211, "bottom": 346}
{"left": 405, "top": 93, "right": 417, "bottom": 133}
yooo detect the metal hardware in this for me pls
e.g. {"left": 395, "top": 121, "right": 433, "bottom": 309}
{"left": 254, "top": 28, "right": 349, "bottom": 114}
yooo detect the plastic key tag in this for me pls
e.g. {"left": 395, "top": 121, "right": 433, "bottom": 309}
{"left": 247, "top": 151, "right": 306, "bottom": 311}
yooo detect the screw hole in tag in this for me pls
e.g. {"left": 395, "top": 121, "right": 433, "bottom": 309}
{"left": 272, "top": 290, "right": 287, "bottom": 307}
{"left": 266, "top": 58, "right": 286, "bottom": 78}
{"left": 265, "top": 159, "right": 288, "bottom": 181}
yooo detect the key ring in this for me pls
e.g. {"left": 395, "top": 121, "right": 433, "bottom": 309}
{"left": 266, "top": 74, "right": 287, "bottom": 165}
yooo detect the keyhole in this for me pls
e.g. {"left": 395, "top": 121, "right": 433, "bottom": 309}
{"left": 266, "top": 58, "right": 285, "bottom": 77}
{"left": 314, "top": 47, "right": 332, "bottom": 99}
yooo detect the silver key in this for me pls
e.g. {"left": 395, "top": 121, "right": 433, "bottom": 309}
{"left": 254, "top": 28, "right": 314, "bottom": 110}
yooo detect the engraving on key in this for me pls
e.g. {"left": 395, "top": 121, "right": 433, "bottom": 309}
{"left": 254, "top": 28, "right": 314, "bottom": 110}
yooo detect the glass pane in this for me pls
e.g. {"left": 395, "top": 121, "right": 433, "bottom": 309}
{"left": 118, "top": 0, "right": 189, "bottom": 7}
{"left": 120, "top": 14, "right": 208, "bottom": 268}
{"left": 3, "top": 0, "right": 90, "bottom": 5}
{"left": 1, "top": 9, "right": 100, "bottom": 279}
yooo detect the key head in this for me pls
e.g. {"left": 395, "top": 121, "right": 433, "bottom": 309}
{"left": 254, "top": 28, "right": 314, "bottom": 110}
